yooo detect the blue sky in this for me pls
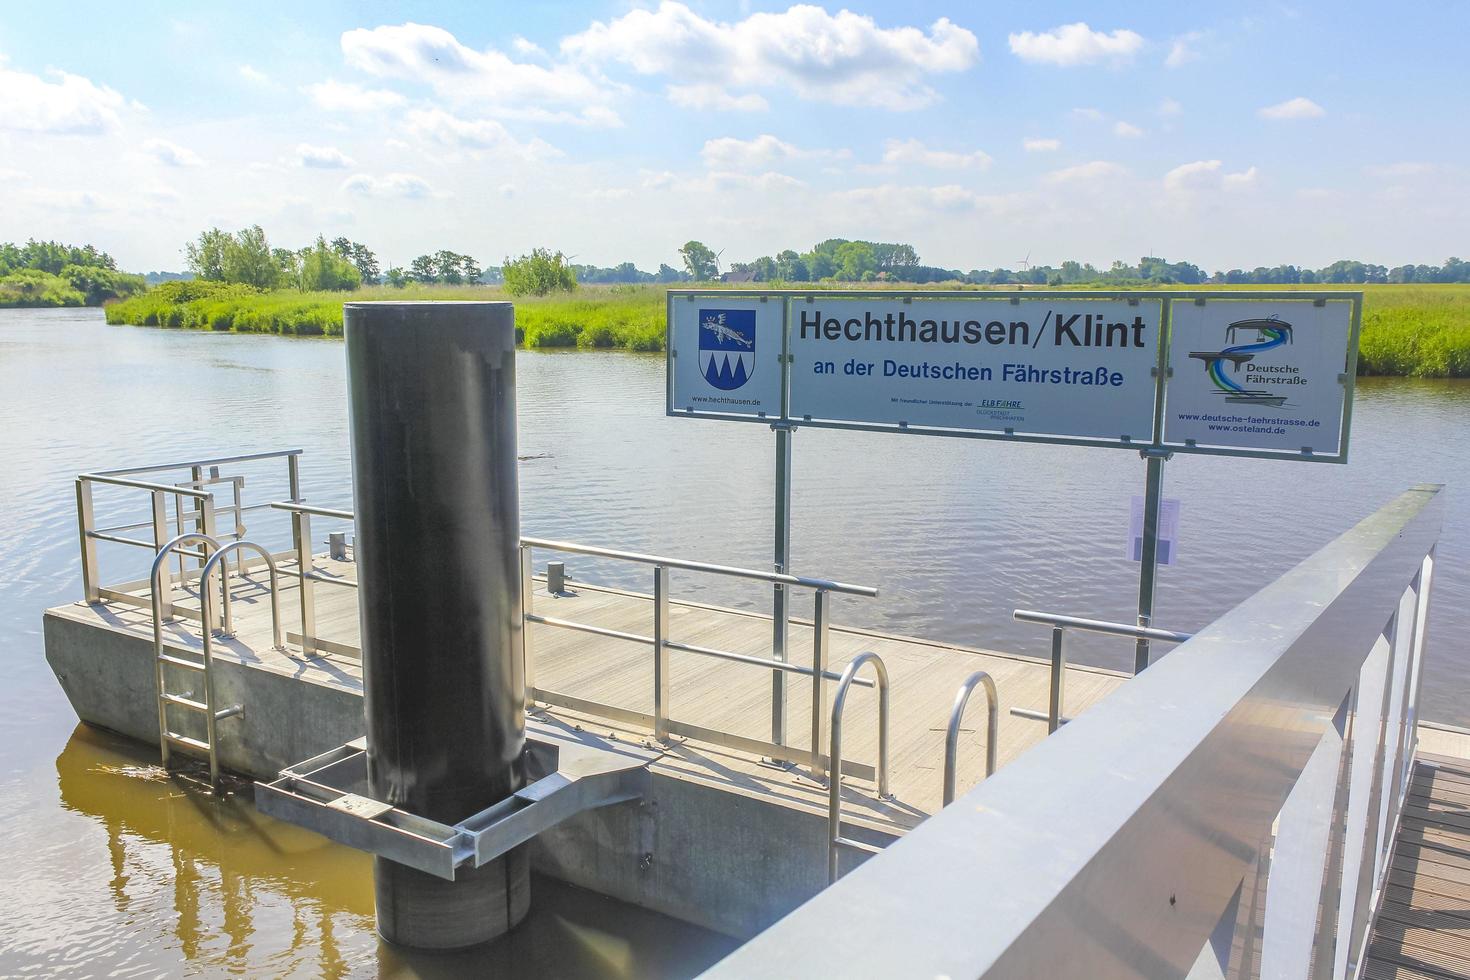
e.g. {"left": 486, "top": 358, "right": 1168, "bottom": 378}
{"left": 0, "top": 1, "right": 1465, "bottom": 274}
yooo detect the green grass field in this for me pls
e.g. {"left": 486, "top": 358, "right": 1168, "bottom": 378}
{"left": 103, "top": 282, "right": 1470, "bottom": 376}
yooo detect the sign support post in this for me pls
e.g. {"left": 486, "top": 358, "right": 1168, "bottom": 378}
{"left": 770, "top": 420, "right": 792, "bottom": 750}
{"left": 1135, "top": 448, "right": 1169, "bottom": 673}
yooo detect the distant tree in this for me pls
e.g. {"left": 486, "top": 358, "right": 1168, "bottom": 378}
{"left": 221, "top": 225, "right": 280, "bottom": 288}
{"left": 185, "top": 228, "right": 232, "bottom": 281}
{"left": 834, "top": 241, "right": 876, "bottom": 281}
{"left": 501, "top": 248, "right": 577, "bottom": 296}
{"left": 434, "top": 250, "right": 465, "bottom": 284}
{"left": 461, "top": 255, "right": 483, "bottom": 283}
{"left": 679, "top": 240, "right": 718, "bottom": 280}
{"left": 409, "top": 254, "right": 438, "bottom": 284}
{"left": 656, "top": 263, "right": 687, "bottom": 283}
{"left": 774, "top": 249, "right": 808, "bottom": 281}
{"left": 385, "top": 266, "right": 408, "bottom": 288}
{"left": 298, "top": 236, "right": 362, "bottom": 291}
{"left": 751, "top": 255, "right": 778, "bottom": 281}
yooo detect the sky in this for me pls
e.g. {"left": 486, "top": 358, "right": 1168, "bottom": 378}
{"left": 0, "top": 1, "right": 1466, "bottom": 275}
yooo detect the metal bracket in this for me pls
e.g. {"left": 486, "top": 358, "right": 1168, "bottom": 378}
{"left": 1139, "top": 446, "right": 1174, "bottom": 461}
{"left": 255, "top": 732, "right": 658, "bottom": 881}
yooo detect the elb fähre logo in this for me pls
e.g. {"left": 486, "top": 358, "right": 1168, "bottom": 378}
{"left": 699, "top": 309, "right": 755, "bottom": 390}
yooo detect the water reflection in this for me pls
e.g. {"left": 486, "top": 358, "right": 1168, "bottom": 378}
{"left": 50, "top": 724, "right": 735, "bottom": 977}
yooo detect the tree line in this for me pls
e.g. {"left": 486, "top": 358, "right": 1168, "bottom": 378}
{"left": 0, "top": 239, "right": 144, "bottom": 307}
{"left": 166, "top": 225, "right": 1470, "bottom": 295}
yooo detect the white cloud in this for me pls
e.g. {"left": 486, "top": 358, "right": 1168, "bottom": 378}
{"left": 0, "top": 62, "right": 128, "bottom": 134}
{"left": 143, "top": 138, "right": 204, "bottom": 167}
{"left": 1259, "top": 97, "right": 1324, "bottom": 120}
{"left": 1008, "top": 23, "right": 1143, "bottom": 67}
{"left": 1158, "top": 98, "right": 1182, "bottom": 117}
{"left": 341, "top": 172, "right": 435, "bottom": 199}
{"left": 403, "top": 107, "right": 562, "bottom": 159}
{"left": 1113, "top": 121, "right": 1144, "bottom": 138}
{"left": 342, "top": 22, "right": 615, "bottom": 124}
{"left": 702, "top": 134, "right": 811, "bottom": 170}
{"left": 562, "top": 3, "right": 979, "bottom": 110}
{"left": 667, "top": 83, "right": 769, "bottom": 112}
{"left": 706, "top": 170, "right": 804, "bottom": 192}
{"left": 1165, "top": 31, "right": 1205, "bottom": 68}
{"left": 1163, "top": 159, "right": 1257, "bottom": 194}
{"left": 305, "top": 79, "right": 406, "bottom": 111}
{"left": 837, "top": 183, "right": 1026, "bottom": 217}
{"left": 1044, "top": 160, "right": 1128, "bottom": 184}
{"left": 296, "top": 143, "right": 354, "bottom": 169}
{"left": 238, "top": 64, "right": 272, "bottom": 86}
{"left": 1365, "top": 162, "right": 1439, "bottom": 178}
{"left": 881, "top": 138, "right": 991, "bottom": 170}
{"left": 1023, "top": 137, "right": 1061, "bottom": 152}
{"left": 511, "top": 36, "right": 545, "bottom": 58}
{"left": 1072, "top": 107, "right": 1104, "bottom": 122}
{"left": 0, "top": 168, "right": 31, "bottom": 182}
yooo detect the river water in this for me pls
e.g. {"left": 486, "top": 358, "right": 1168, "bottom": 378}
{"left": 1, "top": 307, "right": 1465, "bottom": 975}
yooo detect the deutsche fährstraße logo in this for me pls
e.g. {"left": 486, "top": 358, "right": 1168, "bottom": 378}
{"left": 699, "top": 309, "right": 756, "bottom": 390}
{"left": 1188, "top": 315, "right": 1294, "bottom": 408}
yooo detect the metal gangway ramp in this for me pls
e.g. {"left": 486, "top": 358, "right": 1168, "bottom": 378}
{"left": 708, "top": 485, "right": 1445, "bottom": 980}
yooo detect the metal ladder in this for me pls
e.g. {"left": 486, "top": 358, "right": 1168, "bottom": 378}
{"left": 150, "top": 535, "right": 281, "bottom": 787}
{"left": 827, "top": 651, "right": 891, "bottom": 884}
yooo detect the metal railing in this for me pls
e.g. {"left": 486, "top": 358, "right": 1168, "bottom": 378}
{"left": 709, "top": 484, "right": 1444, "bottom": 979}
{"left": 76, "top": 449, "right": 305, "bottom": 616}
{"left": 827, "top": 651, "right": 891, "bottom": 883}
{"left": 521, "top": 537, "right": 879, "bottom": 781}
{"left": 942, "top": 671, "right": 998, "bottom": 806}
{"left": 1009, "top": 609, "right": 1193, "bottom": 732}
{"left": 258, "top": 502, "right": 882, "bottom": 782}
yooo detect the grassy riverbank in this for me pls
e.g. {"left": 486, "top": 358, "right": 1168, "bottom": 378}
{"left": 104, "top": 281, "right": 1470, "bottom": 375}
{"left": 104, "top": 281, "right": 666, "bottom": 350}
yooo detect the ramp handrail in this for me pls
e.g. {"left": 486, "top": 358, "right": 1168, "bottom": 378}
{"left": 828, "top": 651, "right": 891, "bottom": 883}
{"left": 942, "top": 670, "right": 998, "bottom": 806}
{"left": 710, "top": 485, "right": 1444, "bottom": 979}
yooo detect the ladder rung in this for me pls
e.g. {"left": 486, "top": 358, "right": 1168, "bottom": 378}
{"left": 164, "top": 732, "right": 211, "bottom": 753}
{"left": 159, "top": 654, "right": 206, "bottom": 672}
{"left": 833, "top": 836, "right": 886, "bottom": 857}
{"left": 161, "top": 693, "right": 209, "bottom": 712}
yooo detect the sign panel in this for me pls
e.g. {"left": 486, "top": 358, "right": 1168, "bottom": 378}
{"left": 668, "top": 297, "right": 785, "bottom": 418}
{"left": 788, "top": 297, "right": 1162, "bottom": 443}
{"left": 1163, "top": 299, "right": 1356, "bottom": 458}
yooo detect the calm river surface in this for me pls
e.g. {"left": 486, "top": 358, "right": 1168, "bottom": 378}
{"left": 1, "top": 307, "right": 1465, "bottom": 975}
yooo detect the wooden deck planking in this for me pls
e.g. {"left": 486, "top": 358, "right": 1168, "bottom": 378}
{"left": 1367, "top": 758, "right": 1470, "bottom": 980}
{"left": 100, "top": 558, "right": 1132, "bottom": 833}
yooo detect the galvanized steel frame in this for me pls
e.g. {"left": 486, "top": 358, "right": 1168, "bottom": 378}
{"left": 708, "top": 484, "right": 1443, "bottom": 979}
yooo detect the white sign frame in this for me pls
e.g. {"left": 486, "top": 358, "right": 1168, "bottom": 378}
{"left": 667, "top": 289, "right": 1362, "bottom": 464}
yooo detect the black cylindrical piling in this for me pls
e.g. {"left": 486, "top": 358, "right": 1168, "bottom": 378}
{"left": 343, "top": 301, "right": 528, "bottom": 950}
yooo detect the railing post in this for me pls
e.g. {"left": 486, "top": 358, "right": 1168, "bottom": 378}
{"left": 151, "top": 489, "right": 173, "bottom": 621}
{"left": 521, "top": 545, "right": 535, "bottom": 702}
{"left": 190, "top": 465, "right": 206, "bottom": 572}
{"left": 810, "top": 589, "right": 830, "bottom": 781}
{"left": 1048, "top": 627, "right": 1066, "bottom": 734}
{"left": 75, "top": 478, "right": 99, "bottom": 603}
{"left": 286, "top": 452, "right": 302, "bottom": 503}
{"left": 654, "top": 565, "right": 671, "bottom": 741}
{"left": 294, "top": 509, "right": 315, "bottom": 655}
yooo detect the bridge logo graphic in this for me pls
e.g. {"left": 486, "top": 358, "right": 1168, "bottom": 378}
{"left": 698, "top": 309, "right": 756, "bottom": 391}
{"left": 1187, "top": 315, "right": 1294, "bottom": 408}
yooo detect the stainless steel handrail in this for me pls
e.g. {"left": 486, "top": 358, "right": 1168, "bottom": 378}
{"left": 94, "top": 448, "right": 303, "bottom": 478}
{"left": 1011, "top": 610, "right": 1194, "bottom": 732}
{"left": 150, "top": 532, "right": 223, "bottom": 775}
{"left": 942, "top": 671, "right": 998, "bottom": 806}
{"left": 79, "top": 473, "right": 213, "bottom": 498}
{"left": 268, "top": 501, "right": 354, "bottom": 521}
{"left": 828, "top": 651, "right": 891, "bottom": 884}
{"left": 195, "top": 540, "right": 283, "bottom": 785}
{"left": 522, "top": 536, "right": 878, "bottom": 596}
{"left": 1013, "top": 609, "right": 1194, "bottom": 644}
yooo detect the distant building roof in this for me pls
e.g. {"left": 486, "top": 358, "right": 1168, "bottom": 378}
{"left": 721, "top": 269, "right": 757, "bottom": 283}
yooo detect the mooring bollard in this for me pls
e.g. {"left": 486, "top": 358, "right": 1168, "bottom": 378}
{"left": 344, "top": 301, "right": 528, "bottom": 950}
